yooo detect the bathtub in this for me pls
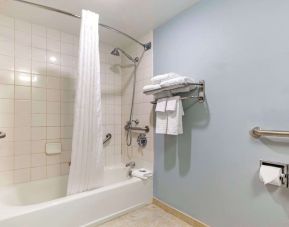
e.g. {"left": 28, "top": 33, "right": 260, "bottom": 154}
{"left": 0, "top": 167, "right": 153, "bottom": 227}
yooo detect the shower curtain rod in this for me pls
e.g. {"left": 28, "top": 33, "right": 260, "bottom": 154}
{"left": 13, "top": 0, "right": 152, "bottom": 51}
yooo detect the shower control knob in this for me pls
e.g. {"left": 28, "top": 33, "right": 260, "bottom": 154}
{"left": 137, "top": 133, "right": 147, "bottom": 147}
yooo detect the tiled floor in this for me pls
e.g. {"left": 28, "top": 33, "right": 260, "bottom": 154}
{"left": 97, "top": 204, "right": 192, "bottom": 227}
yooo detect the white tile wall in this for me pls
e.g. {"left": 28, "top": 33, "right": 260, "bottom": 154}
{"left": 100, "top": 43, "right": 122, "bottom": 168}
{"left": 0, "top": 14, "right": 123, "bottom": 186}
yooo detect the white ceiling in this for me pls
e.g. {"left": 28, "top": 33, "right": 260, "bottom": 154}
{"left": 0, "top": 0, "right": 198, "bottom": 47}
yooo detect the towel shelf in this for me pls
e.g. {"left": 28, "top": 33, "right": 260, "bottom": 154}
{"left": 148, "top": 80, "right": 206, "bottom": 104}
{"left": 250, "top": 127, "right": 289, "bottom": 138}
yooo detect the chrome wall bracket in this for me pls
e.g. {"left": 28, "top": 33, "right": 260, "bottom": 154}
{"left": 144, "top": 42, "right": 152, "bottom": 51}
{"left": 260, "top": 160, "right": 289, "bottom": 188}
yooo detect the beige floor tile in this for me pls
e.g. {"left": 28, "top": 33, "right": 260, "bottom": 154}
{"left": 97, "top": 204, "right": 192, "bottom": 227}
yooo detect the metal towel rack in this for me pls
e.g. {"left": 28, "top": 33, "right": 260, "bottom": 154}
{"left": 250, "top": 127, "right": 289, "bottom": 138}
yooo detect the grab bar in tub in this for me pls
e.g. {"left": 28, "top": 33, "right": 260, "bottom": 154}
{"left": 0, "top": 131, "right": 6, "bottom": 139}
{"left": 124, "top": 125, "right": 150, "bottom": 133}
{"left": 66, "top": 133, "right": 113, "bottom": 166}
{"left": 103, "top": 133, "right": 112, "bottom": 144}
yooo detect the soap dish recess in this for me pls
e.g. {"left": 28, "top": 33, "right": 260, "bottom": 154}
{"left": 46, "top": 143, "right": 61, "bottom": 155}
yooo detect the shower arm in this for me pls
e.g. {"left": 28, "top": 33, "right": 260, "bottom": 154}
{"left": 118, "top": 48, "right": 139, "bottom": 62}
{"left": 12, "top": 0, "right": 151, "bottom": 51}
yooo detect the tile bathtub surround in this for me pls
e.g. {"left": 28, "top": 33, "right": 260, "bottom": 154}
{"left": 121, "top": 32, "right": 154, "bottom": 167}
{"left": 0, "top": 14, "right": 122, "bottom": 186}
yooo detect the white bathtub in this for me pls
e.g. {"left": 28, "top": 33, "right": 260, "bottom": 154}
{"left": 0, "top": 167, "right": 153, "bottom": 227}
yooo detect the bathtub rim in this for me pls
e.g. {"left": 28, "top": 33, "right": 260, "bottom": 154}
{"left": 0, "top": 175, "right": 149, "bottom": 221}
{"left": 81, "top": 202, "right": 149, "bottom": 227}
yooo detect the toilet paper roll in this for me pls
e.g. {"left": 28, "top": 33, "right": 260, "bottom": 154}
{"left": 259, "top": 165, "right": 282, "bottom": 186}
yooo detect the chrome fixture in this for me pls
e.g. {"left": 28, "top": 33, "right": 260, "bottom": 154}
{"left": 67, "top": 133, "right": 113, "bottom": 166}
{"left": 110, "top": 47, "right": 143, "bottom": 146}
{"left": 132, "top": 119, "right": 139, "bottom": 125}
{"left": 124, "top": 123, "right": 150, "bottom": 133}
{"left": 111, "top": 48, "right": 139, "bottom": 63}
{"left": 137, "top": 134, "right": 147, "bottom": 147}
{"left": 125, "top": 161, "right": 136, "bottom": 177}
{"left": 147, "top": 80, "right": 206, "bottom": 104}
{"left": 13, "top": 0, "right": 151, "bottom": 51}
{"left": 111, "top": 49, "right": 140, "bottom": 146}
{"left": 250, "top": 127, "right": 289, "bottom": 138}
{"left": 0, "top": 131, "right": 6, "bottom": 139}
{"left": 103, "top": 133, "right": 112, "bottom": 145}
{"left": 260, "top": 160, "right": 288, "bottom": 188}
{"left": 125, "top": 161, "right": 136, "bottom": 168}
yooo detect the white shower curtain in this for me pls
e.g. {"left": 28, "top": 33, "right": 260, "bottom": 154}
{"left": 67, "top": 10, "right": 103, "bottom": 195}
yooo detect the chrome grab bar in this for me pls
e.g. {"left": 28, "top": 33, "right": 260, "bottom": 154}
{"left": 67, "top": 133, "right": 112, "bottom": 166}
{"left": 125, "top": 125, "right": 149, "bottom": 133}
{"left": 250, "top": 127, "right": 289, "bottom": 138}
{"left": 103, "top": 133, "right": 112, "bottom": 144}
{"left": 0, "top": 131, "right": 6, "bottom": 139}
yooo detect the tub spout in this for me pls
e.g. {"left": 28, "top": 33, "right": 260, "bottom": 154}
{"left": 125, "top": 161, "right": 135, "bottom": 168}
{"left": 125, "top": 161, "right": 135, "bottom": 177}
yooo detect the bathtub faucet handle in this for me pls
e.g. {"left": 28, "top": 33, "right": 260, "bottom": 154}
{"left": 126, "top": 161, "right": 135, "bottom": 177}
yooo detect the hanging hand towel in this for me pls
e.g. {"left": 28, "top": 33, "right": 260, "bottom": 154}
{"left": 155, "top": 98, "right": 167, "bottom": 112}
{"left": 166, "top": 96, "right": 179, "bottom": 112}
{"left": 155, "top": 98, "right": 168, "bottom": 134}
{"left": 167, "top": 97, "right": 184, "bottom": 135}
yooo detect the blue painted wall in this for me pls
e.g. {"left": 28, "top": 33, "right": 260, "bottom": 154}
{"left": 153, "top": 0, "right": 289, "bottom": 226}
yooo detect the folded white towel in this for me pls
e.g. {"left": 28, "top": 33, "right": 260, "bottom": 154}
{"left": 143, "top": 84, "right": 161, "bottom": 92}
{"left": 132, "top": 168, "right": 153, "bottom": 180}
{"left": 151, "top": 72, "right": 181, "bottom": 84}
{"left": 171, "top": 85, "right": 196, "bottom": 94}
{"left": 166, "top": 96, "right": 179, "bottom": 112}
{"left": 160, "top": 76, "right": 194, "bottom": 88}
{"left": 155, "top": 98, "right": 167, "bottom": 112}
{"left": 167, "top": 97, "right": 184, "bottom": 135}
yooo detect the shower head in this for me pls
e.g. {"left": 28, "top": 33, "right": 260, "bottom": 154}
{"left": 110, "top": 48, "right": 139, "bottom": 63}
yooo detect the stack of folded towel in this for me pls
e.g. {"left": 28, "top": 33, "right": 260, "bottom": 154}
{"left": 155, "top": 96, "right": 184, "bottom": 135}
{"left": 143, "top": 72, "right": 195, "bottom": 95}
{"left": 132, "top": 168, "right": 153, "bottom": 180}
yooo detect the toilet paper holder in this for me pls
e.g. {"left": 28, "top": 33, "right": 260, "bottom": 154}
{"left": 260, "top": 160, "right": 289, "bottom": 187}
